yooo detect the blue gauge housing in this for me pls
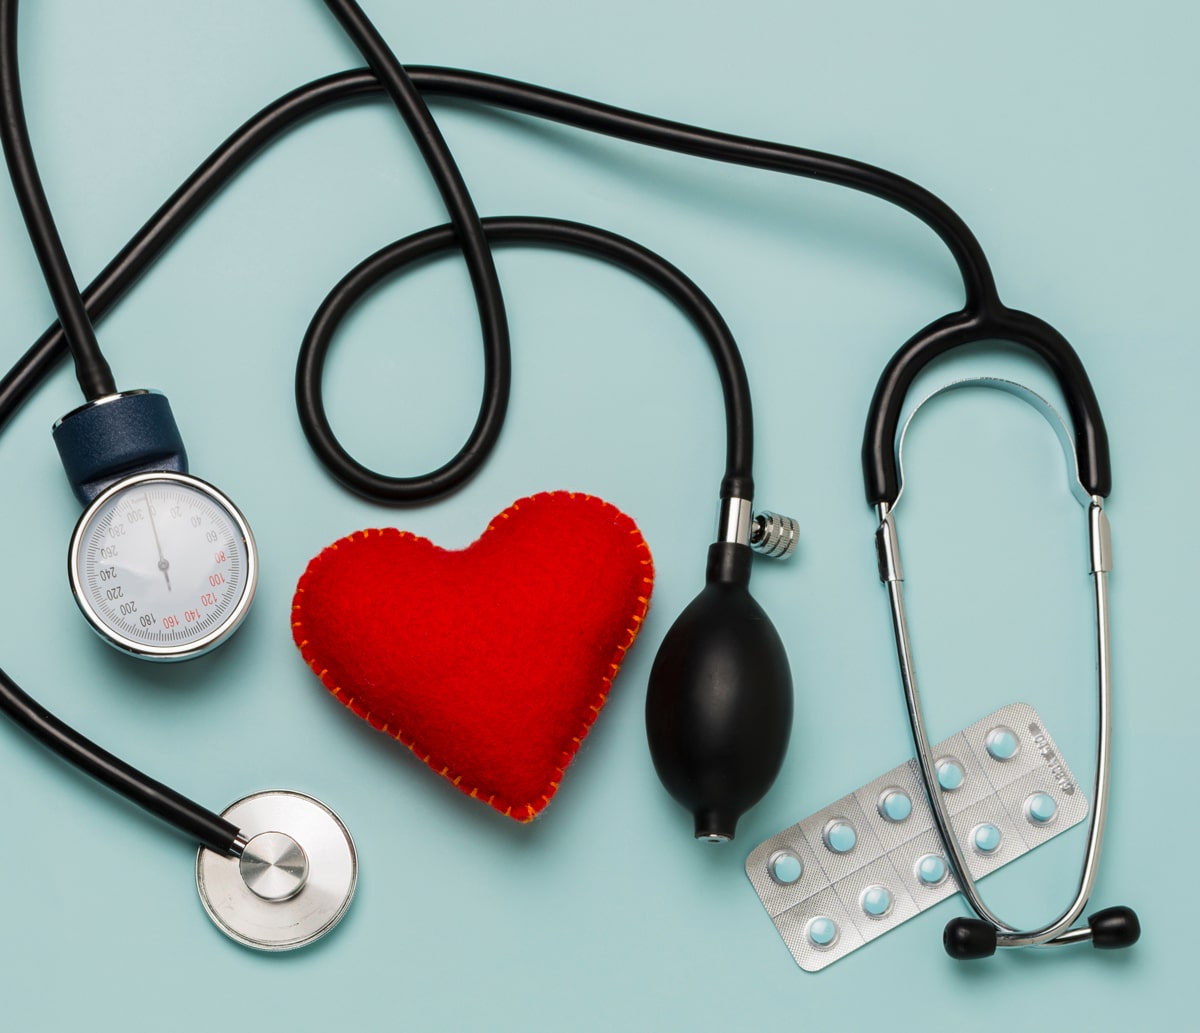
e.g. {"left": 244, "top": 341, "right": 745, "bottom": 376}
{"left": 52, "top": 389, "right": 188, "bottom": 505}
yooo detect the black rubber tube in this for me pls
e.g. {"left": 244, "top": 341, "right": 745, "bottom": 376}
{"left": 0, "top": 0, "right": 115, "bottom": 398}
{"left": 0, "top": 667, "right": 240, "bottom": 853}
{"left": 318, "top": 1, "right": 510, "bottom": 502}
{"left": 861, "top": 306, "right": 1110, "bottom": 505}
{"left": 412, "top": 67, "right": 1000, "bottom": 312}
{"left": 0, "top": 71, "right": 381, "bottom": 431}
{"left": 295, "top": 216, "right": 754, "bottom": 501}
{"left": 2, "top": 64, "right": 1000, "bottom": 441}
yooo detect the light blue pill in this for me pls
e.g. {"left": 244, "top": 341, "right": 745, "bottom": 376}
{"left": 879, "top": 790, "right": 913, "bottom": 823}
{"left": 916, "top": 854, "right": 948, "bottom": 885}
{"left": 824, "top": 821, "right": 857, "bottom": 853}
{"left": 973, "top": 823, "right": 1002, "bottom": 854}
{"left": 936, "top": 758, "right": 965, "bottom": 791}
{"left": 769, "top": 850, "right": 803, "bottom": 885}
{"left": 808, "top": 917, "right": 838, "bottom": 947}
{"left": 985, "top": 727, "right": 1019, "bottom": 761}
{"left": 861, "top": 885, "right": 893, "bottom": 918}
{"left": 1026, "top": 792, "right": 1058, "bottom": 824}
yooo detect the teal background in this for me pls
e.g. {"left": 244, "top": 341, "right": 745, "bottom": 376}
{"left": 0, "top": 0, "right": 1193, "bottom": 1028}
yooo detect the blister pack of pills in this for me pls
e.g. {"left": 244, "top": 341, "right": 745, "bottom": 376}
{"left": 745, "top": 702, "right": 1088, "bottom": 971}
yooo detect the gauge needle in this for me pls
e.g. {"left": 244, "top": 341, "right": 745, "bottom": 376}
{"left": 143, "top": 495, "right": 171, "bottom": 591}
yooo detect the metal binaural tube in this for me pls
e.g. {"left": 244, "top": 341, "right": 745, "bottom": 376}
{"left": 876, "top": 499, "right": 1118, "bottom": 950}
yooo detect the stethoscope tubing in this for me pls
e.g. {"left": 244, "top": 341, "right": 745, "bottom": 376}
{"left": 861, "top": 306, "right": 1110, "bottom": 507}
{"left": 0, "top": 667, "right": 241, "bottom": 853}
{"left": 1, "top": 63, "right": 1002, "bottom": 436}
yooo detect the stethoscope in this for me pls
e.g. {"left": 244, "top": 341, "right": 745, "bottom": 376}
{"left": 862, "top": 313, "right": 1139, "bottom": 956}
{"left": 0, "top": 0, "right": 1134, "bottom": 958}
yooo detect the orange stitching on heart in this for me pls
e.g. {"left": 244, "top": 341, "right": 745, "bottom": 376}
{"left": 292, "top": 491, "right": 653, "bottom": 823}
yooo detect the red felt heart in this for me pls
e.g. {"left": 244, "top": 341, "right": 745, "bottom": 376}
{"left": 292, "top": 492, "right": 654, "bottom": 822}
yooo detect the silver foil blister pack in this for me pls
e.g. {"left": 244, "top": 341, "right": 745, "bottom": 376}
{"left": 745, "top": 702, "right": 1087, "bottom": 971}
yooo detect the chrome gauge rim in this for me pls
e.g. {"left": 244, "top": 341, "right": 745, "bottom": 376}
{"left": 67, "top": 471, "right": 257, "bottom": 661}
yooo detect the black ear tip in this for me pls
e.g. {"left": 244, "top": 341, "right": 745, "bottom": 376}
{"left": 944, "top": 917, "right": 998, "bottom": 960}
{"left": 1089, "top": 906, "right": 1140, "bottom": 949}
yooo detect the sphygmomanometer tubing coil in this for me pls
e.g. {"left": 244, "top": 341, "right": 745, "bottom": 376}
{"left": 0, "top": 0, "right": 115, "bottom": 399}
{"left": 319, "top": 0, "right": 511, "bottom": 501}
{"left": 0, "top": 667, "right": 241, "bottom": 854}
{"left": 860, "top": 307, "right": 1111, "bottom": 505}
{"left": 296, "top": 215, "right": 754, "bottom": 501}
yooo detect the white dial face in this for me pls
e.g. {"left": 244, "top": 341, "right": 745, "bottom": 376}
{"left": 69, "top": 472, "right": 257, "bottom": 660}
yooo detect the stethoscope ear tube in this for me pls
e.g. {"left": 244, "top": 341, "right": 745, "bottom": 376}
{"left": 860, "top": 306, "right": 1111, "bottom": 506}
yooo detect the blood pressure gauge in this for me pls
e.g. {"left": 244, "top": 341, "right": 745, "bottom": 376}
{"left": 68, "top": 471, "right": 257, "bottom": 661}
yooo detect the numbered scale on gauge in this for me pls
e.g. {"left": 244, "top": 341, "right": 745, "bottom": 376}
{"left": 68, "top": 472, "right": 258, "bottom": 660}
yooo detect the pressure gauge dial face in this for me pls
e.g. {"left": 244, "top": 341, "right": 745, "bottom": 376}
{"left": 68, "top": 472, "right": 257, "bottom": 661}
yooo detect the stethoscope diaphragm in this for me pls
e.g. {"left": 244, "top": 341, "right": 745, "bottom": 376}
{"left": 196, "top": 790, "right": 357, "bottom": 951}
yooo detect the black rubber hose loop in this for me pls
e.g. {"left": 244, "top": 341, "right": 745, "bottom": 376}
{"left": 861, "top": 304, "right": 1111, "bottom": 506}
{"left": 296, "top": 216, "right": 755, "bottom": 502}
{"left": 319, "top": 2, "right": 511, "bottom": 501}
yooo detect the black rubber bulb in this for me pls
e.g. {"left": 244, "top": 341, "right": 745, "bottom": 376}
{"left": 1089, "top": 906, "right": 1140, "bottom": 949}
{"left": 645, "top": 542, "right": 792, "bottom": 841}
{"left": 944, "top": 918, "right": 998, "bottom": 959}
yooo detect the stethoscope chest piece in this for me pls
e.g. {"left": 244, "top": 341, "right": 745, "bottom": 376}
{"left": 196, "top": 790, "right": 357, "bottom": 951}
